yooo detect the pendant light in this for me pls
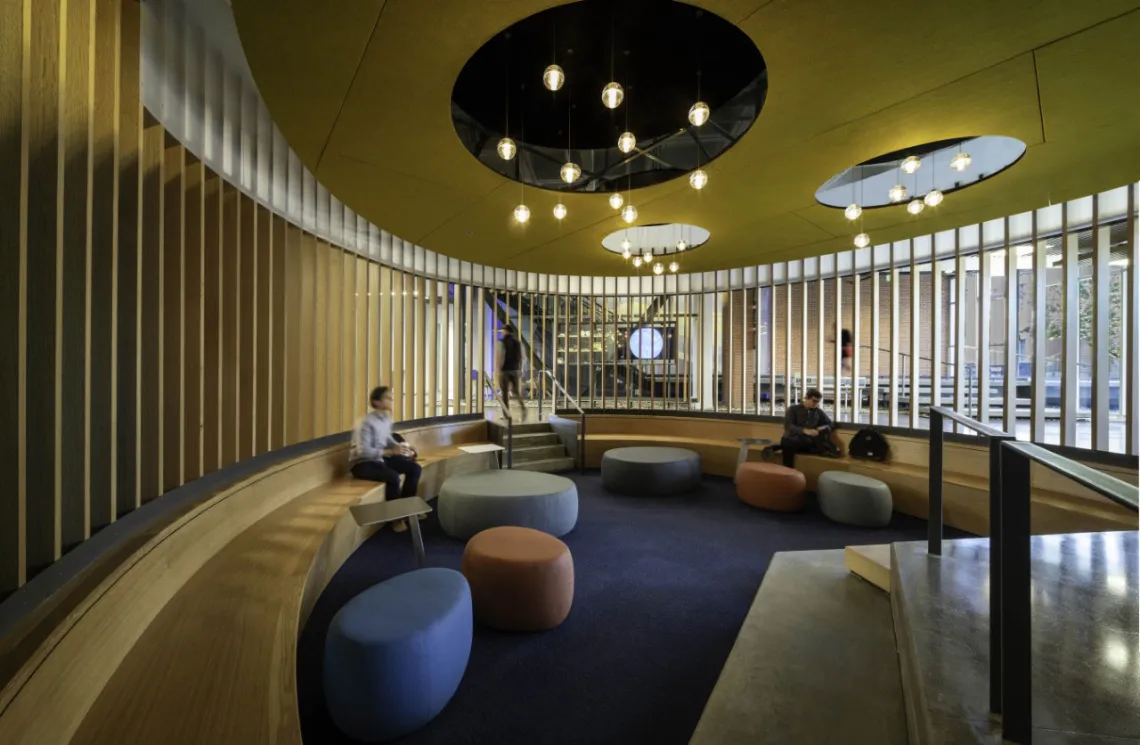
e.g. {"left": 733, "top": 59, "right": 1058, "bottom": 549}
{"left": 676, "top": 238, "right": 687, "bottom": 251}
{"left": 609, "top": 192, "right": 624, "bottom": 210}
{"left": 688, "top": 102, "right": 710, "bottom": 127}
{"left": 621, "top": 237, "right": 631, "bottom": 252}
{"left": 497, "top": 138, "right": 516, "bottom": 160}
{"left": 618, "top": 131, "right": 636, "bottom": 154}
{"left": 888, "top": 184, "right": 908, "bottom": 203}
{"left": 844, "top": 204, "right": 862, "bottom": 220}
{"left": 924, "top": 189, "right": 944, "bottom": 207}
{"left": 553, "top": 203, "right": 567, "bottom": 220}
{"left": 560, "top": 64, "right": 580, "bottom": 185}
{"left": 543, "top": 64, "right": 564, "bottom": 91}
{"left": 949, "top": 142, "right": 971, "bottom": 172}
{"left": 853, "top": 232, "right": 870, "bottom": 248}
{"left": 498, "top": 39, "right": 515, "bottom": 161}
{"left": 907, "top": 198, "right": 925, "bottom": 215}
{"left": 690, "top": 169, "right": 708, "bottom": 190}
{"left": 632, "top": 256, "right": 643, "bottom": 268}
{"left": 514, "top": 204, "right": 530, "bottom": 223}
{"left": 669, "top": 261, "right": 679, "bottom": 273}
{"left": 622, "top": 247, "right": 632, "bottom": 260}
{"left": 653, "top": 262, "right": 665, "bottom": 275}
{"left": 900, "top": 155, "right": 921, "bottom": 174}
{"left": 560, "top": 162, "right": 581, "bottom": 183}
{"left": 602, "top": 82, "right": 624, "bottom": 109}
{"left": 642, "top": 249, "right": 653, "bottom": 263}
{"left": 621, "top": 204, "right": 637, "bottom": 224}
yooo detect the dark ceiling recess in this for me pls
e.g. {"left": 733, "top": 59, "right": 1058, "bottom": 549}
{"left": 450, "top": 0, "right": 766, "bottom": 192}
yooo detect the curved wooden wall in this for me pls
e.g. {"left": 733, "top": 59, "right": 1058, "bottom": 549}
{"left": 579, "top": 414, "right": 1138, "bottom": 536}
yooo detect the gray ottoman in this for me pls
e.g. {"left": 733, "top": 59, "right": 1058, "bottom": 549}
{"left": 601, "top": 447, "right": 701, "bottom": 496}
{"left": 817, "top": 471, "right": 893, "bottom": 527}
{"left": 438, "top": 470, "right": 578, "bottom": 540}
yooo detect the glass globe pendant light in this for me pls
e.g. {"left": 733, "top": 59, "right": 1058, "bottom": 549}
{"left": 513, "top": 204, "right": 530, "bottom": 223}
{"left": 676, "top": 239, "right": 687, "bottom": 251}
{"left": 497, "top": 137, "right": 516, "bottom": 160}
{"left": 642, "top": 250, "right": 653, "bottom": 263}
{"left": 560, "top": 162, "right": 581, "bottom": 183}
{"left": 907, "top": 198, "right": 925, "bottom": 215}
{"left": 888, "top": 184, "right": 908, "bottom": 203}
{"left": 669, "top": 261, "right": 680, "bottom": 273}
{"left": 621, "top": 248, "right": 632, "bottom": 260}
{"left": 924, "top": 189, "right": 944, "bottom": 207}
{"left": 653, "top": 262, "right": 664, "bottom": 275}
{"left": 853, "top": 232, "right": 870, "bottom": 248}
{"left": 609, "top": 192, "right": 624, "bottom": 210}
{"left": 689, "top": 169, "right": 708, "bottom": 190}
{"left": 900, "top": 156, "right": 921, "bottom": 174}
{"left": 844, "top": 203, "right": 862, "bottom": 221}
{"left": 553, "top": 203, "right": 567, "bottom": 220}
{"left": 632, "top": 256, "right": 643, "bottom": 268}
{"left": 617, "top": 131, "right": 637, "bottom": 154}
{"left": 621, "top": 204, "right": 638, "bottom": 224}
{"left": 602, "top": 82, "right": 624, "bottom": 109}
{"left": 543, "top": 64, "right": 565, "bottom": 91}
{"left": 688, "top": 101, "right": 710, "bottom": 127}
{"left": 621, "top": 237, "right": 631, "bottom": 252}
{"left": 949, "top": 150, "right": 972, "bottom": 172}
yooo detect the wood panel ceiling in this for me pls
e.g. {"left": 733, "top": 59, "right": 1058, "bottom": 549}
{"left": 230, "top": 0, "right": 1140, "bottom": 274}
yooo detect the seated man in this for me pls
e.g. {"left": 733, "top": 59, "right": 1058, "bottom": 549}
{"left": 350, "top": 386, "right": 423, "bottom": 531}
{"left": 775, "top": 388, "right": 837, "bottom": 468}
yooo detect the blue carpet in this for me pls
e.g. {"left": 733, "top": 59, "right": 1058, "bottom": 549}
{"left": 298, "top": 471, "right": 967, "bottom": 745}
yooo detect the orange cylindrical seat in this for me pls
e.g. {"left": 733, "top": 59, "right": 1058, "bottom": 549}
{"left": 460, "top": 526, "right": 574, "bottom": 632}
{"left": 735, "top": 462, "right": 807, "bottom": 512}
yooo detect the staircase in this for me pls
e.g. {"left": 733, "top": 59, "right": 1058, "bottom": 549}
{"left": 487, "top": 419, "right": 576, "bottom": 473}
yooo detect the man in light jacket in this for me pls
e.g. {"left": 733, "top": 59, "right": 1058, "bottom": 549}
{"left": 350, "top": 387, "right": 423, "bottom": 528}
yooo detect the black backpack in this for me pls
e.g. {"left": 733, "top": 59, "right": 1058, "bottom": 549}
{"left": 848, "top": 427, "right": 889, "bottom": 462}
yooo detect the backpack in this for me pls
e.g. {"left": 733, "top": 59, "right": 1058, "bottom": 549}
{"left": 848, "top": 427, "right": 889, "bottom": 462}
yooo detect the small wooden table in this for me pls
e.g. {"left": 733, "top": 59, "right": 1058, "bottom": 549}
{"left": 459, "top": 443, "right": 507, "bottom": 469}
{"left": 736, "top": 437, "right": 775, "bottom": 480}
{"left": 350, "top": 496, "right": 433, "bottom": 568}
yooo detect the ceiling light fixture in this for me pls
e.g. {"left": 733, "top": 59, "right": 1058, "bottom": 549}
{"left": 496, "top": 137, "right": 516, "bottom": 161}
{"left": 513, "top": 204, "right": 530, "bottom": 223}
{"left": 632, "top": 256, "right": 643, "bottom": 268}
{"left": 677, "top": 239, "right": 687, "bottom": 251}
{"left": 888, "top": 184, "right": 908, "bottom": 203}
{"left": 950, "top": 145, "right": 972, "bottom": 171}
{"left": 602, "top": 82, "right": 624, "bottom": 109}
{"left": 553, "top": 203, "right": 567, "bottom": 220}
{"left": 560, "top": 162, "right": 581, "bottom": 183}
{"left": 617, "top": 131, "right": 637, "bottom": 154}
{"left": 653, "top": 262, "right": 665, "bottom": 275}
{"left": 854, "top": 232, "right": 870, "bottom": 248}
{"left": 543, "top": 64, "right": 565, "bottom": 91}
{"left": 924, "top": 189, "right": 944, "bottom": 207}
{"left": 609, "top": 192, "right": 624, "bottom": 210}
{"left": 844, "top": 203, "right": 862, "bottom": 221}
{"left": 907, "top": 198, "right": 925, "bottom": 215}
{"left": 622, "top": 248, "right": 632, "bottom": 260}
{"left": 621, "top": 238, "right": 631, "bottom": 251}
{"left": 621, "top": 204, "right": 638, "bottom": 223}
{"left": 669, "top": 261, "right": 679, "bottom": 273}
{"left": 900, "top": 156, "right": 921, "bottom": 174}
{"left": 642, "top": 250, "right": 653, "bottom": 263}
{"left": 689, "top": 169, "right": 708, "bottom": 190}
{"left": 688, "top": 101, "right": 710, "bottom": 127}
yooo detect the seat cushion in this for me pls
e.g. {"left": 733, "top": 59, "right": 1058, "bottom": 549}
{"left": 735, "top": 462, "right": 807, "bottom": 512}
{"left": 438, "top": 470, "right": 578, "bottom": 539}
{"left": 323, "top": 568, "right": 472, "bottom": 741}
{"left": 601, "top": 447, "right": 702, "bottom": 496}
{"left": 461, "top": 527, "right": 574, "bottom": 631}
{"left": 817, "top": 470, "right": 893, "bottom": 527}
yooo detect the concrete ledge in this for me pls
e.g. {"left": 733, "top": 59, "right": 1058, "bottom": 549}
{"left": 844, "top": 544, "right": 892, "bottom": 592}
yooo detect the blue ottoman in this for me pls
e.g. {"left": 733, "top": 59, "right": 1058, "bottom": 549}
{"left": 324, "top": 568, "right": 472, "bottom": 741}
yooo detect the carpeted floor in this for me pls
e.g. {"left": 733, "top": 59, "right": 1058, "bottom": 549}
{"left": 298, "top": 471, "right": 965, "bottom": 745}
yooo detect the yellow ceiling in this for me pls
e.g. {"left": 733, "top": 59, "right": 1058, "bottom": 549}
{"left": 231, "top": 0, "right": 1140, "bottom": 274}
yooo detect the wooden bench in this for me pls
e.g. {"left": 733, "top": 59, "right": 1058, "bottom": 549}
{"left": 0, "top": 417, "right": 494, "bottom": 745}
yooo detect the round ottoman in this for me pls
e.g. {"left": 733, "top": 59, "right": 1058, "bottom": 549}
{"left": 817, "top": 471, "right": 894, "bottom": 527}
{"left": 461, "top": 526, "right": 574, "bottom": 631}
{"left": 735, "top": 462, "right": 807, "bottom": 512}
{"left": 323, "top": 568, "right": 472, "bottom": 742}
{"left": 437, "top": 470, "right": 578, "bottom": 540}
{"left": 601, "top": 447, "right": 701, "bottom": 496}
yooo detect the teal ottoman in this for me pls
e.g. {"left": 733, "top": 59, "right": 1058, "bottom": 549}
{"left": 817, "top": 471, "right": 893, "bottom": 527}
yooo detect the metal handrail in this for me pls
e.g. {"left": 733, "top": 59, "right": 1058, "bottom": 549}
{"left": 997, "top": 440, "right": 1137, "bottom": 744}
{"left": 541, "top": 370, "right": 587, "bottom": 473}
{"left": 927, "top": 406, "right": 1012, "bottom": 723}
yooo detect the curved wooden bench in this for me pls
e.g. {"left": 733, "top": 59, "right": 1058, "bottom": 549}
{"left": 0, "top": 417, "right": 493, "bottom": 745}
{"left": 578, "top": 414, "right": 1137, "bottom": 535}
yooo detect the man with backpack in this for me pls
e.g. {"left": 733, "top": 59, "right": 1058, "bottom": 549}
{"left": 771, "top": 388, "right": 838, "bottom": 467}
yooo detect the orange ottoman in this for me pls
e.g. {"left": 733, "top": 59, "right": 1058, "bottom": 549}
{"left": 460, "top": 526, "right": 574, "bottom": 632}
{"left": 736, "top": 462, "right": 807, "bottom": 512}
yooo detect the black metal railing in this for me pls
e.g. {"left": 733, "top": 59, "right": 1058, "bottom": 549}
{"left": 928, "top": 406, "right": 1139, "bottom": 744}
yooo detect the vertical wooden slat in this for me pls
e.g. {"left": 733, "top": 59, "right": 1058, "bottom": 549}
{"left": 270, "top": 214, "right": 286, "bottom": 451}
{"left": 391, "top": 271, "right": 404, "bottom": 421}
{"left": 784, "top": 272, "right": 792, "bottom": 417}
{"left": 60, "top": 0, "right": 94, "bottom": 549}
{"left": 955, "top": 230, "right": 967, "bottom": 428}
{"left": 889, "top": 246, "right": 900, "bottom": 427}
{"left": 406, "top": 273, "right": 419, "bottom": 420}
{"left": 115, "top": 0, "right": 140, "bottom": 516}
{"left": 282, "top": 224, "right": 301, "bottom": 446}
{"left": 767, "top": 281, "right": 776, "bottom": 416}
{"left": 834, "top": 262, "right": 843, "bottom": 421}
{"left": 816, "top": 275, "right": 825, "bottom": 410}
{"left": 201, "top": 173, "right": 221, "bottom": 470}
{"left": 870, "top": 254, "right": 880, "bottom": 426}
{"left": 931, "top": 257, "right": 943, "bottom": 423}
{"left": 237, "top": 194, "right": 254, "bottom": 458}
{"left": 24, "top": 0, "right": 63, "bottom": 574}
{"left": 1128, "top": 184, "right": 1139, "bottom": 455}
{"left": 219, "top": 183, "right": 238, "bottom": 464}
{"left": 1061, "top": 204, "right": 1078, "bottom": 446}
{"left": 323, "top": 246, "right": 341, "bottom": 433}
{"left": 1031, "top": 213, "right": 1047, "bottom": 442}
{"left": 379, "top": 266, "right": 391, "bottom": 396}
{"left": 910, "top": 244, "right": 920, "bottom": 430}
{"left": 475, "top": 285, "right": 484, "bottom": 413}
{"left": 137, "top": 120, "right": 162, "bottom": 503}
{"left": 1004, "top": 219, "right": 1018, "bottom": 435}
{"left": 979, "top": 231, "right": 994, "bottom": 430}
{"left": 312, "top": 241, "right": 328, "bottom": 433}
{"left": 161, "top": 140, "right": 182, "bottom": 493}
{"left": 418, "top": 275, "right": 429, "bottom": 419}
{"left": 852, "top": 264, "right": 862, "bottom": 423}
{"left": 1092, "top": 200, "right": 1111, "bottom": 451}
{"left": 425, "top": 276, "right": 437, "bottom": 418}
{"left": 254, "top": 203, "right": 271, "bottom": 452}
{"left": 354, "top": 257, "right": 368, "bottom": 420}
{"left": 297, "top": 231, "right": 314, "bottom": 441}
{"left": 182, "top": 158, "right": 202, "bottom": 481}
{"left": 1, "top": 0, "right": 28, "bottom": 589}
{"left": 799, "top": 276, "right": 807, "bottom": 407}
{"left": 341, "top": 250, "right": 354, "bottom": 429}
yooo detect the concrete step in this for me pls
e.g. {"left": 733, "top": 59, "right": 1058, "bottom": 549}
{"left": 511, "top": 444, "right": 568, "bottom": 464}
{"left": 690, "top": 550, "right": 907, "bottom": 745}
{"left": 511, "top": 456, "right": 576, "bottom": 473}
{"left": 844, "top": 544, "right": 892, "bottom": 593}
{"left": 505, "top": 431, "right": 562, "bottom": 448}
